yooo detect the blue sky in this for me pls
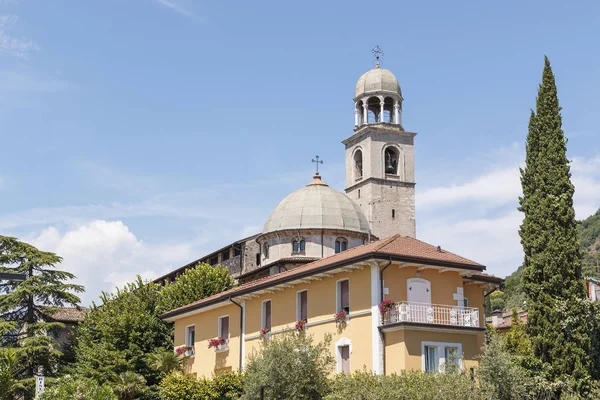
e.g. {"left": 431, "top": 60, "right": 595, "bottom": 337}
{"left": 1, "top": 0, "right": 599, "bottom": 304}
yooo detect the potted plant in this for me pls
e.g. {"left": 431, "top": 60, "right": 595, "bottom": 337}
{"left": 334, "top": 309, "right": 348, "bottom": 326}
{"left": 295, "top": 318, "right": 307, "bottom": 333}
{"left": 175, "top": 345, "right": 194, "bottom": 357}
{"left": 379, "top": 300, "right": 395, "bottom": 317}
{"left": 259, "top": 327, "right": 271, "bottom": 340}
{"left": 207, "top": 337, "right": 226, "bottom": 350}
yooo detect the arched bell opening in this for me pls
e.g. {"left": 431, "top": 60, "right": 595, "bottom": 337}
{"left": 384, "top": 146, "right": 399, "bottom": 175}
{"left": 367, "top": 97, "right": 380, "bottom": 124}
{"left": 383, "top": 97, "right": 395, "bottom": 123}
{"left": 353, "top": 149, "right": 363, "bottom": 180}
{"left": 355, "top": 100, "right": 364, "bottom": 126}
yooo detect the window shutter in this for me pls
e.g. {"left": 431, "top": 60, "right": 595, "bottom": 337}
{"left": 265, "top": 301, "right": 272, "bottom": 329}
{"left": 221, "top": 317, "right": 229, "bottom": 338}
{"left": 300, "top": 291, "right": 308, "bottom": 320}
{"left": 341, "top": 280, "right": 349, "bottom": 311}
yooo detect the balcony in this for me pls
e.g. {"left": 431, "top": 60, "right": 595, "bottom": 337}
{"left": 381, "top": 301, "right": 481, "bottom": 328}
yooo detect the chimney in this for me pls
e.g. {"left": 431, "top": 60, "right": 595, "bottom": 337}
{"left": 491, "top": 310, "right": 503, "bottom": 328}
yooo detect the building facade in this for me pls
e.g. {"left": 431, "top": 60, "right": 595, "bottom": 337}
{"left": 160, "top": 60, "right": 502, "bottom": 377}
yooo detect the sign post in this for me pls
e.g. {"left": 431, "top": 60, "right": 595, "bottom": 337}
{"left": 35, "top": 376, "right": 44, "bottom": 398}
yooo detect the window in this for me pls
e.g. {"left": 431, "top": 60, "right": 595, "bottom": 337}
{"left": 263, "top": 243, "right": 269, "bottom": 259}
{"left": 292, "top": 239, "right": 305, "bottom": 254}
{"left": 262, "top": 300, "right": 272, "bottom": 330}
{"left": 209, "top": 256, "right": 218, "bottom": 266}
{"left": 337, "top": 279, "right": 350, "bottom": 314}
{"left": 340, "top": 345, "right": 350, "bottom": 373}
{"left": 256, "top": 253, "right": 260, "bottom": 266}
{"left": 185, "top": 325, "right": 195, "bottom": 356}
{"left": 222, "top": 249, "right": 230, "bottom": 261}
{"left": 218, "top": 316, "right": 230, "bottom": 339}
{"left": 422, "top": 342, "right": 462, "bottom": 373}
{"left": 233, "top": 245, "right": 241, "bottom": 257}
{"left": 392, "top": 209, "right": 395, "bottom": 219}
{"left": 297, "top": 290, "right": 308, "bottom": 321}
{"left": 358, "top": 189, "right": 360, "bottom": 199}
{"left": 384, "top": 147, "right": 399, "bottom": 175}
{"left": 462, "top": 298, "right": 469, "bottom": 308}
{"left": 335, "top": 238, "right": 348, "bottom": 254}
{"left": 424, "top": 345, "right": 437, "bottom": 373}
{"left": 353, "top": 150, "right": 363, "bottom": 180}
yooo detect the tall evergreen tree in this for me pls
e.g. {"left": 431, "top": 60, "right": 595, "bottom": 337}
{"left": 0, "top": 236, "right": 84, "bottom": 399}
{"left": 518, "top": 57, "right": 591, "bottom": 389}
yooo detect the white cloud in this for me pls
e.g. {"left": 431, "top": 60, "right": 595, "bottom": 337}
{"left": 0, "top": 15, "right": 39, "bottom": 59}
{"left": 30, "top": 220, "right": 197, "bottom": 305}
{"left": 155, "top": 0, "right": 195, "bottom": 18}
{"left": 417, "top": 153, "right": 600, "bottom": 279}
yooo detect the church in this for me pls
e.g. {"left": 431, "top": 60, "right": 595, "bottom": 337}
{"left": 159, "top": 57, "right": 503, "bottom": 377}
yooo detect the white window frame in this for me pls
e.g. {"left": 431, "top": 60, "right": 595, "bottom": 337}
{"left": 261, "top": 299, "right": 272, "bottom": 330}
{"left": 185, "top": 324, "right": 195, "bottom": 357}
{"left": 218, "top": 315, "right": 230, "bottom": 339}
{"left": 335, "top": 337, "right": 353, "bottom": 373}
{"left": 296, "top": 290, "right": 308, "bottom": 321}
{"left": 421, "top": 341, "right": 462, "bottom": 373}
{"left": 336, "top": 279, "right": 350, "bottom": 318}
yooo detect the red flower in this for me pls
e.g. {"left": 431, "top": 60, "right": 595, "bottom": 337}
{"left": 379, "top": 300, "right": 395, "bottom": 315}
{"left": 334, "top": 310, "right": 347, "bottom": 324}
{"left": 207, "top": 337, "right": 226, "bottom": 349}
{"left": 295, "top": 319, "right": 307, "bottom": 332}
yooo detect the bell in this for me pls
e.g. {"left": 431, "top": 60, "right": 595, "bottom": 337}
{"left": 385, "top": 161, "right": 395, "bottom": 174}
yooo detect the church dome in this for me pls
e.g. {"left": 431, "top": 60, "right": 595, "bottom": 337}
{"left": 355, "top": 64, "right": 401, "bottom": 99}
{"left": 262, "top": 175, "right": 370, "bottom": 235}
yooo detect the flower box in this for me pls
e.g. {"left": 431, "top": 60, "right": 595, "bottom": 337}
{"left": 334, "top": 309, "right": 348, "bottom": 325}
{"left": 207, "top": 337, "right": 228, "bottom": 351}
{"left": 295, "top": 319, "right": 307, "bottom": 333}
{"left": 175, "top": 345, "right": 194, "bottom": 357}
{"left": 260, "top": 327, "right": 271, "bottom": 340}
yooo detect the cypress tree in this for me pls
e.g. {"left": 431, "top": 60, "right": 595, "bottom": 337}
{"left": 0, "top": 236, "right": 84, "bottom": 399}
{"left": 518, "top": 57, "right": 591, "bottom": 388}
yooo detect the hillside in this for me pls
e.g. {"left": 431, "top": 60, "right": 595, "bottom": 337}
{"left": 491, "top": 208, "right": 600, "bottom": 313}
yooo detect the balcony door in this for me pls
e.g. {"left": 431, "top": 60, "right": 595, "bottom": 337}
{"left": 407, "top": 278, "right": 431, "bottom": 323}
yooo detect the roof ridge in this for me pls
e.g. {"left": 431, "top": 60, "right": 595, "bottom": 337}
{"left": 395, "top": 235, "right": 484, "bottom": 267}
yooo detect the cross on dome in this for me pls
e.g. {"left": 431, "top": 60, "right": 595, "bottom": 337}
{"left": 311, "top": 155, "right": 323, "bottom": 175}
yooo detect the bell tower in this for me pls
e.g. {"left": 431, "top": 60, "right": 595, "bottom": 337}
{"left": 343, "top": 56, "right": 416, "bottom": 239}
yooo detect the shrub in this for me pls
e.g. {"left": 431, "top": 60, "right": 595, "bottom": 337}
{"left": 159, "top": 371, "right": 243, "bottom": 400}
{"left": 241, "top": 331, "right": 334, "bottom": 399}
{"left": 39, "top": 376, "right": 117, "bottom": 400}
{"left": 325, "top": 370, "right": 485, "bottom": 400}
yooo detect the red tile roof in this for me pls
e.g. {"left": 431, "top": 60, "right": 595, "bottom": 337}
{"left": 160, "top": 235, "right": 498, "bottom": 320}
{"left": 40, "top": 306, "right": 88, "bottom": 323}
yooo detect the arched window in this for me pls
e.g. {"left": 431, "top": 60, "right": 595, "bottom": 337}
{"left": 263, "top": 243, "right": 269, "bottom": 258}
{"left": 335, "top": 238, "right": 348, "bottom": 254}
{"left": 292, "top": 239, "right": 306, "bottom": 254}
{"left": 384, "top": 147, "right": 399, "bottom": 175}
{"left": 353, "top": 150, "right": 363, "bottom": 180}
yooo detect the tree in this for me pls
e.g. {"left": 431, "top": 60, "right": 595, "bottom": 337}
{"left": 242, "top": 331, "right": 334, "bottom": 399}
{"left": 158, "top": 263, "right": 235, "bottom": 314}
{"left": 0, "top": 236, "right": 84, "bottom": 399}
{"left": 74, "top": 278, "right": 172, "bottom": 389}
{"left": 112, "top": 371, "right": 146, "bottom": 400}
{"left": 147, "top": 350, "right": 187, "bottom": 376}
{"left": 518, "top": 57, "right": 591, "bottom": 391}
{"left": 39, "top": 376, "right": 117, "bottom": 400}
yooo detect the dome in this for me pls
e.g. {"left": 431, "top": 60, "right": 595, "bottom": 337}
{"left": 355, "top": 64, "right": 401, "bottom": 99}
{"left": 262, "top": 175, "right": 370, "bottom": 235}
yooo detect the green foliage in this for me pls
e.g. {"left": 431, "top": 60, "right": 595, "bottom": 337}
{"left": 489, "top": 290, "right": 506, "bottom": 312}
{"left": 0, "top": 235, "right": 84, "bottom": 399}
{"left": 518, "top": 56, "right": 591, "bottom": 391}
{"left": 578, "top": 208, "right": 600, "bottom": 277}
{"left": 504, "top": 310, "right": 534, "bottom": 358}
{"left": 74, "top": 277, "right": 172, "bottom": 387}
{"left": 39, "top": 376, "right": 117, "bottom": 400}
{"left": 0, "top": 348, "right": 24, "bottom": 399}
{"left": 158, "top": 372, "right": 243, "bottom": 400}
{"left": 242, "top": 331, "right": 335, "bottom": 399}
{"left": 112, "top": 371, "right": 147, "bottom": 400}
{"left": 158, "top": 263, "right": 236, "bottom": 314}
{"left": 325, "top": 370, "right": 484, "bottom": 400}
{"left": 147, "top": 350, "right": 187, "bottom": 377}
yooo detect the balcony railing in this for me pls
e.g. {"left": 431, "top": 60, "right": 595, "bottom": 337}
{"left": 381, "top": 301, "right": 481, "bottom": 328}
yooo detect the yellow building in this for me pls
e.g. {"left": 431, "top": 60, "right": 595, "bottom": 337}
{"left": 160, "top": 58, "right": 502, "bottom": 377}
{"left": 161, "top": 235, "right": 501, "bottom": 377}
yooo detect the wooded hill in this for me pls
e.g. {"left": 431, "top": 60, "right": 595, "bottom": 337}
{"left": 489, "top": 208, "right": 600, "bottom": 313}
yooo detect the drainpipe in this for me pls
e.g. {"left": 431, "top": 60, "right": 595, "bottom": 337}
{"left": 379, "top": 257, "right": 392, "bottom": 302}
{"left": 378, "top": 257, "right": 392, "bottom": 375}
{"left": 229, "top": 297, "right": 244, "bottom": 371}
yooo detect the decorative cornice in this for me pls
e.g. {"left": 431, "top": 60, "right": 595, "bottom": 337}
{"left": 343, "top": 124, "right": 416, "bottom": 146}
{"left": 345, "top": 177, "right": 416, "bottom": 192}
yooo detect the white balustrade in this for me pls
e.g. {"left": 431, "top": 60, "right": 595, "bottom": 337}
{"left": 382, "top": 301, "right": 480, "bottom": 328}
